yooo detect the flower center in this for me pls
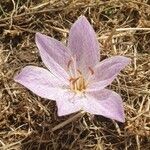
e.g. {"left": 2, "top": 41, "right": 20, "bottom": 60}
{"left": 69, "top": 75, "right": 86, "bottom": 93}
{"left": 67, "top": 58, "right": 94, "bottom": 93}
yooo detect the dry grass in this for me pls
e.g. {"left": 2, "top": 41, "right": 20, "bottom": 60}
{"left": 0, "top": 0, "right": 150, "bottom": 149}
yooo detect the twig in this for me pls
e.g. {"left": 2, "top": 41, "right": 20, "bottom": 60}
{"left": 116, "top": 28, "right": 150, "bottom": 32}
{"left": 13, "top": 25, "right": 37, "bottom": 33}
{"left": 136, "top": 135, "right": 141, "bottom": 150}
{"left": 0, "top": 140, "right": 23, "bottom": 150}
{"left": 29, "top": 2, "right": 50, "bottom": 10}
{"left": 0, "top": 8, "right": 63, "bottom": 22}
{"left": 52, "top": 111, "right": 85, "bottom": 132}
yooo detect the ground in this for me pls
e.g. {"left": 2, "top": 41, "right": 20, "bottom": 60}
{"left": 0, "top": 0, "right": 150, "bottom": 150}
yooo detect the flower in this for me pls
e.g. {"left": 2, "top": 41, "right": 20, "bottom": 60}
{"left": 14, "top": 16, "right": 131, "bottom": 122}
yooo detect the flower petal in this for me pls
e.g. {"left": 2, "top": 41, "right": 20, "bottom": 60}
{"left": 56, "top": 91, "right": 84, "bottom": 116}
{"left": 68, "top": 16, "right": 99, "bottom": 74}
{"left": 14, "top": 66, "right": 68, "bottom": 100}
{"left": 83, "top": 89, "right": 125, "bottom": 122}
{"left": 35, "top": 32, "right": 71, "bottom": 83}
{"left": 88, "top": 56, "right": 131, "bottom": 91}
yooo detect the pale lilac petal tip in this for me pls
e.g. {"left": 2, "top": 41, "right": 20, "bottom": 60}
{"left": 14, "top": 66, "right": 66, "bottom": 100}
{"left": 88, "top": 56, "right": 131, "bottom": 91}
{"left": 84, "top": 89, "right": 125, "bottom": 122}
{"left": 35, "top": 32, "right": 70, "bottom": 84}
{"left": 68, "top": 15, "right": 99, "bottom": 74}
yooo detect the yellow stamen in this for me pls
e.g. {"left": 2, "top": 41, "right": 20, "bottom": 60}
{"left": 67, "top": 59, "right": 95, "bottom": 93}
{"left": 69, "top": 76, "right": 86, "bottom": 93}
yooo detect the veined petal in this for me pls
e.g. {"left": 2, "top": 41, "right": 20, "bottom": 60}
{"left": 14, "top": 66, "right": 68, "bottom": 100}
{"left": 68, "top": 16, "right": 99, "bottom": 74}
{"left": 83, "top": 89, "right": 125, "bottom": 122}
{"left": 56, "top": 91, "right": 84, "bottom": 116}
{"left": 88, "top": 56, "right": 131, "bottom": 91}
{"left": 35, "top": 33, "right": 71, "bottom": 83}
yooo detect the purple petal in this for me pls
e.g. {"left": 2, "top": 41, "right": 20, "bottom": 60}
{"left": 14, "top": 66, "right": 68, "bottom": 100}
{"left": 68, "top": 16, "right": 99, "bottom": 74}
{"left": 56, "top": 91, "right": 84, "bottom": 116}
{"left": 84, "top": 89, "right": 125, "bottom": 122}
{"left": 88, "top": 56, "right": 131, "bottom": 91}
{"left": 35, "top": 33, "right": 71, "bottom": 84}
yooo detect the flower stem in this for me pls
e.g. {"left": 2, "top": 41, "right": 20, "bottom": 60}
{"left": 52, "top": 111, "right": 85, "bottom": 132}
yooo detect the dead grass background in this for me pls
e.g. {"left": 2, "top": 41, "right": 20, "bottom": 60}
{"left": 0, "top": 0, "right": 150, "bottom": 149}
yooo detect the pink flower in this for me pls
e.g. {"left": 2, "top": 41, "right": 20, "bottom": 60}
{"left": 14, "top": 16, "right": 131, "bottom": 122}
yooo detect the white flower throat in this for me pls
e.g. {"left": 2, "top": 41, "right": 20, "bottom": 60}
{"left": 67, "top": 58, "right": 94, "bottom": 93}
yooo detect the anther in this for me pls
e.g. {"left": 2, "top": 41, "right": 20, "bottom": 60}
{"left": 88, "top": 67, "right": 94, "bottom": 75}
{"left": 69, "top": 78, "right": 74, "bottom": 82}
{"left": 77, "top": 69, "right": 82, "bottom": 75}
{"left": 67, "top": 60, "right": 72, "bottom": 69}
{"left": 72, "top": 77, "right": 80, "bottom": 85}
